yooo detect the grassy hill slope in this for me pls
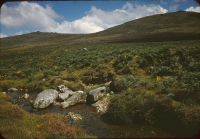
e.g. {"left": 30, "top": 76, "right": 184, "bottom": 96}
{"left": 1, "top": 11, "right": 200, "bottom": 48}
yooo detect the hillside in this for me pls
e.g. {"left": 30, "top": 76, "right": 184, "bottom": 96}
{"left": 1, "top": 11, "right": 200, "bottom": 48}
{"left": 92, "top": 11, "right": 200, "bottom": 42}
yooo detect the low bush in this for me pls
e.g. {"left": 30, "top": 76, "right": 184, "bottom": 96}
{"left": 110, "top": 75, "right": 138, "bottom": 93}
{"left": 81, "top": 65, "right": 115, "bottom": 85}
{"left": 63, "top": 81, "right": 85, "bottom": 91}
{"left": 102, "top": 90, "right": 200, "bottom": 136}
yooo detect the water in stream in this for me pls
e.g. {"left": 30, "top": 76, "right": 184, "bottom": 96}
{"left": 8, "top": 92, "right": 171, "bottom": 138}
{"left": 32, "top": 104, "right": 171, "bottom": 138}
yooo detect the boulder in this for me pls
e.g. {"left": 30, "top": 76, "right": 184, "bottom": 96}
{"left": 58, "top": 92, "right": 70, "bottom": 101}
{"left": 33, "top": 89, "right": 59, "bottom": 108}
{"left": 92, "top": 96, "right": 110, "bottom": 114}
{"left": 61, "top": 91, "right": 86, "bottom": 108}
{"left": 86, "top": 87, "right": 106, "bottom": 104}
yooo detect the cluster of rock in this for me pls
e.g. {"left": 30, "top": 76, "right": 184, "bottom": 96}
{"left": 33, "top": 85, "right": 86, "bottom": 109}
{"left": 33, "top": 85, "right": 110, "bottom": 114}
{"left": 4, "top": 85, "right": 111, "bottom": 118}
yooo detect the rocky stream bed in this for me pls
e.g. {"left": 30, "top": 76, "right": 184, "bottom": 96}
{"left": 5, "top": 86, "right": 171, "bottom": 138}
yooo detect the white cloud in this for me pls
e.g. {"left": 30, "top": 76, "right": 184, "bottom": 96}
{"left": 0, "top": 2, "right": 168, "bottom": 35}
{"left": 0, "top": 33, "right": 7, "bottom": 38}
{"left": 51, "top": 3, "right": 168, "bottom": 33}
{"left": 0, "top": 2, "right": 58, "bottom": 30}
{"left": 185, "top": 6, "right": 200, "bottom": 13}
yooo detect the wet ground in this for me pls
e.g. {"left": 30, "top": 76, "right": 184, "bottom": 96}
{"left": 7, "top": 92, "right": 171, "bottom": 138}
{"left": 32, "top": 104, "right": 171, "bottom": 138}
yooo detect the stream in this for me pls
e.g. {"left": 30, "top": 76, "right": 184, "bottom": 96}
{"left": 7, "top": 91, "right": 171, "bottom": 138}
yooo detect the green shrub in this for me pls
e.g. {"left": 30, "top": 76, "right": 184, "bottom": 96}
{"left": 109, "top": 77, "right": 128, "bottom": 93}
{"left": 178, "top": 105, "right": 200, "bottom": 136}
{"left": 63, "top": 81, "right": 85, "bottom": 91}
{"left": 26, "top": 81, "right": 47, "bottom": 93}
{"left": 103, "top": 90, "right": 200, "bottom": 136}
{"left": 33, "top": 71, "right": 45, "bottom": 80}
{"left": 110, "top": 75, "right": 138, "bottom": 93}
{"left": 81, "top": 65, "right": 115, "bottom": 85}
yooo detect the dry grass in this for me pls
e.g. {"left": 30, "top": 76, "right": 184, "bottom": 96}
{"left": 0, "top": 93, "right": 91, "bottom": 139}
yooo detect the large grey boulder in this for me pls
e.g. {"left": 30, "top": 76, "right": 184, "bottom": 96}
{"left": 86, "top": 87, "right": 106, "bottom": 104}
{"left": 33, "top": 89, "right": 59, "bottom": 109}
{"left": 61, "top": 91, "right": 86, "bottom": 108}
{"left": 58, "top": 92, "right": 70, "bottom": 101}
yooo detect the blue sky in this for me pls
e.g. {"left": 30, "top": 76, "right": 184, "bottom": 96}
{"left": 0, "top": 0, "right": 200, "bottom": 37}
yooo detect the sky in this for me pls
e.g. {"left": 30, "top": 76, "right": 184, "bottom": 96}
{"left": 0, "top": 0, "right": 200, "bottom": 38}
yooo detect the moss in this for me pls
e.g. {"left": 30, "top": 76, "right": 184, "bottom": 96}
{"left": 32, "top": 71, "right": 45, "bottom": 80}
{"left": 63, "top": 80, "right": 85, "bottom": 91}
{"left": 0, "top": 80, "right": 27, "bottom": 91}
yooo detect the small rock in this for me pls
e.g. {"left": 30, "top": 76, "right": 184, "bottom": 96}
{"left": 86, "top": 86, "right": 106, "bottom": 104}
{"left": 67, "top": 112, "right": 82, "bottom": 123}
{"left": 8, "top": 88, "right": 18, "bottom": 93}
{"left": 110, "top": 91, "right": 114, "bottom": 95}
{"left": 105, "top": 81, "right": 112, "bottom": 86}
{"left": 83, "top": 48, "right": 88, "bottom": 51}
{"left": 23, "top": 93, "right": 29, "bottom": 99}
{"left": 167, "top": 93, "right": 175, "bottom": 97}
{"left": 76, "top": 90, "right": 84, "bottom": 94}
{"left": 42, "top": 78, "right": 46, "bottom": 82}
{"left": 92, "top": 96, "right": 110, "bottom": 114}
